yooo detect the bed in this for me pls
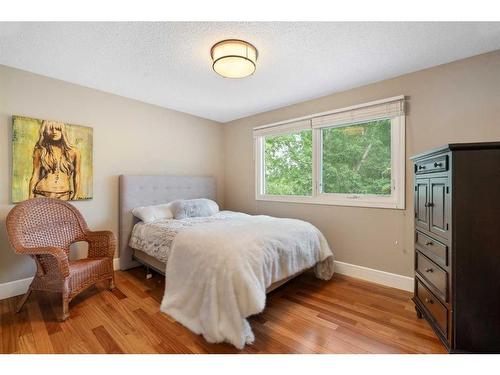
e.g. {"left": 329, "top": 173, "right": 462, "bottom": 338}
{"left": 119, "top": 175, "right": 334, "bottom": 348}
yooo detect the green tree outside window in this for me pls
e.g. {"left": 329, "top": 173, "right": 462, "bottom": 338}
{"left": 263, "top": 119, "right": 391, "bottom": 196}
{"left": 322, "top": 119, "right": 391, "bottom": 195}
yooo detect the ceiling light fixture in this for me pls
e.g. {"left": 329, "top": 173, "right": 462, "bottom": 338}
{"left": 210, "top": 39, "right": 258, "bottom": 79}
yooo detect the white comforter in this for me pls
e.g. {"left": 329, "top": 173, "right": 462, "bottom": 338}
{"left": 159, "top": 212, "right": 334, "bottom": 349}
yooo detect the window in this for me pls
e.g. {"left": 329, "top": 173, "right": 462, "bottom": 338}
{"left": 264, "top": 129, "right": 312, "bottom": 196}
{"left": 254, "top": 96, "right": 406, "bottom": 209}
{"left": 320, "top": 120, "right": 391, "bottom": 195}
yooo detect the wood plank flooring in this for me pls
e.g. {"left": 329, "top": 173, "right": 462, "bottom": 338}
{"left": 0, "top": 268, "right": 446, "bottom": 354}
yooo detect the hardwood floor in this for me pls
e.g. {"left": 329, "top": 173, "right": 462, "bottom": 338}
{"left": 0, "top": 268, "right": 447, "bottom": 354}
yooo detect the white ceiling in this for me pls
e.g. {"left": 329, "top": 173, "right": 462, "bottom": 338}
{"left": 0, "top": 22, "right": 499, "bottom": 123}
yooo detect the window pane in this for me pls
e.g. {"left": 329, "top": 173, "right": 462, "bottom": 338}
{"left": 264, "top": 130, "right": 312, "bottom": 196}
{"left": 322, "top": 119, "right": 391, "bottom": 195}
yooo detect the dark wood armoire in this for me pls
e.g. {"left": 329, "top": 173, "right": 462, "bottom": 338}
{"left": 411, "top": 142, "right": 500, "bottom": 353}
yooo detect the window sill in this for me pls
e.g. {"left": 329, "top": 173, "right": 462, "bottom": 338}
{"left": 255, "top": 194, "right": 404, "bottom": 209}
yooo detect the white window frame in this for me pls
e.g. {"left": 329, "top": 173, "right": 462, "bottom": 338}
{"left": 254, "top": 96, "right": 406, "bottom": 209}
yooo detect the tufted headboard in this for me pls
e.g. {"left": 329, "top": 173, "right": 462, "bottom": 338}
{"left": 118, "top": 175, "right": 216, "bottom": 270}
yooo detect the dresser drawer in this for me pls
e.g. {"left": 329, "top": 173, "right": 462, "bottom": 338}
{"left": 415, "top": 230, "right": 448, "bottom": 267}
{"left": 415, "top": 154, "right": 448, "bottom": 174}
{"left": 416, "top": 251, "right": 448, "bottom": 301}
{"left": 416, "top": 279, "right": 448, "bottom": 338}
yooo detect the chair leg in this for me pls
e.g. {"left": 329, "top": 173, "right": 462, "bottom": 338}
{"left": 108, "top": 277, "right": 115, "bottom": 290}
{"left": 15, "top": 288, "right": 32, "bottom": 313}
{"left": 61, "top": 295, "right": 70, "bottom": 321}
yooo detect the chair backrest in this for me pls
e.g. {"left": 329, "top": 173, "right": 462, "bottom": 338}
{"left": 6, "top": 198, "right": 89, "bottom": 255}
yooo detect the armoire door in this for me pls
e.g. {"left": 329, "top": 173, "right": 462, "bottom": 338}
{"left": 429, "top": 176, "right": 451, "bottom": 241}
{"left": 415, "top": 178, "right": 430, "bottom": 231}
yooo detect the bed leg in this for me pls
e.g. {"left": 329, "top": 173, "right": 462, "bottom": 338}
{"left": 145, "top": 266, "right": 152, "bottom": 280}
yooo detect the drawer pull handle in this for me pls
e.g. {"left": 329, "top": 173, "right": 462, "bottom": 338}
{"left": 434, "top": 162, "right": 443, "bottom": 168}
{"left": 425, "top": 298, "right": 434, "bottom": 304}
{"left": 425, "top": 268, "right": 434, "bottom": 273}
{"left": 425, "top": 241, "right": 433, "bottom": 246}
{"left": 418, "top": 165, "right": 426, "bottom": 170}
{"left": 424, "top": 202, "right": 434, "bottom": 207}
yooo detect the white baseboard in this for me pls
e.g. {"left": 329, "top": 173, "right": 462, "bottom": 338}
{"left": 334, "top": 260, "right": 414, "bottom": 292}
{"left": 0, "top": 258, "right": 412, "bottom": 300}
{"left": 0, "top": 258, "right": 122, "bottom": 300}
{"left": 0, "top": 277, "right": 34, "bottom": 301}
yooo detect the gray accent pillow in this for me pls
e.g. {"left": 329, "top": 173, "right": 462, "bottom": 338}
{"left": 170, "top": 199, "right": 219, "bottom": 219}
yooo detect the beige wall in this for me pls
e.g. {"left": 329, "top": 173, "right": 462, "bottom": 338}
{"left": 2, "top": 50, "right": 499, "bottom": 285}
{"left": 223, "top": 50, "right": 500, "bottom": 277}
{"left": 0, "top": 65, "right": 224, "bottom": 284}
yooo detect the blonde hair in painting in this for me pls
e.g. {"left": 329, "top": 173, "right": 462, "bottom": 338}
{"left": 36, "top": 120, "right": 75, "bottom": 175}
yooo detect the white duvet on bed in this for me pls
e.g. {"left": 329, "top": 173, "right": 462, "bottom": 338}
{"left": 158, "top": 212, "right": 334, "bottom": 349}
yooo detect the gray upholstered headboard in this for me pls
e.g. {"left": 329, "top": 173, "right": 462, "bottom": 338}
{"left": 119, "top": 175, "right": 216, "bottom": 270}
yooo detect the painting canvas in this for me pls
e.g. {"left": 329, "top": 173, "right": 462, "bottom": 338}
{"left": 12, "top": 115, "right": 93, "bottom": 203}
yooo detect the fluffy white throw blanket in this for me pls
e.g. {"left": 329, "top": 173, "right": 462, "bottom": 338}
{"left": 160, "top": 213, "right": 334, "bottom": 349}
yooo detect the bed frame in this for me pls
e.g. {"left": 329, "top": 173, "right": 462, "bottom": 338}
{"left": 118, "top": 174, "right": 306, "bottom": 292}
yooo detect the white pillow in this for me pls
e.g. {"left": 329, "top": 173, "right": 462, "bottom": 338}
{"left": 170, "top": 199, "right": 219, "bottom": 219}
{"left": 132, "top": 202, "right": 174, "bottom": 222}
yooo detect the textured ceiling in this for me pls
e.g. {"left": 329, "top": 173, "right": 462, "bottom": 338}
{"left": 0, "top": 22, "right": 499, "bottom": 122}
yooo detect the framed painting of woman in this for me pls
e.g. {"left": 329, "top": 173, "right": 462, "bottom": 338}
{"left": 12, "top": 116, "right": 93, "bottom": 203}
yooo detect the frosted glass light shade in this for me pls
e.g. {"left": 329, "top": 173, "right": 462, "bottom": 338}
{"left": 210, "top": 39, "right": 258, "bottom": 78}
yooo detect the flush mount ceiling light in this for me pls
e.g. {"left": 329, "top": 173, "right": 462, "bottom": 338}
{"left": 210, "top": 39, "right": 258, "bottom": 79}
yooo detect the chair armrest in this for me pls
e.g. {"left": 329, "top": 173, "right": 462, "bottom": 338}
{"left": 22, "top": 246, "right": 70, "bottom": 278}
{"left": 86, "top": 230, "right": 116, "bottom": 258}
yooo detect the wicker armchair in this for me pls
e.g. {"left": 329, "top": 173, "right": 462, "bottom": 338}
{"left": 6, "top": 197, "right": 115, "bottom": 320}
